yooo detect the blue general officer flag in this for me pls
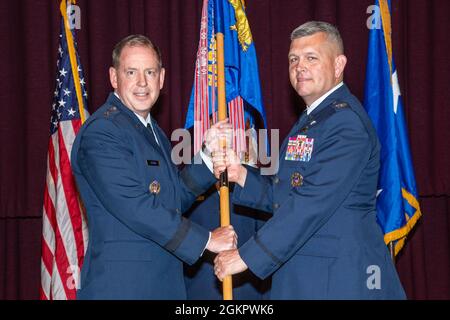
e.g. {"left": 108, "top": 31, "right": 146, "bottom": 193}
{"left": 363, "top": 0, "right": 421, "bottom": 255}
{"left": 185, "top": 0, "right": 267, "bottom": 156}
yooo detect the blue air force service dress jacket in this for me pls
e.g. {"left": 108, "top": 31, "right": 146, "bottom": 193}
{"left": 233, "top": 85, "right": 406, "bottom": 299}
{"left": 71, "top": 93, "right": 216, "bottom": 299}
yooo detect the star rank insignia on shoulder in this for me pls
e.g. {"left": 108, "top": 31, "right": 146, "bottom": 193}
{"left": 103, "top": 105, "right": 118, "bottom": 118}
{"left": 331, "top": 101, "right": 350, "bottom": 109}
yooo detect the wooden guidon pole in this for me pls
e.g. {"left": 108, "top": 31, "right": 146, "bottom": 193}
{"left": 216, "top": 32, "right": 233, "bottom": 300}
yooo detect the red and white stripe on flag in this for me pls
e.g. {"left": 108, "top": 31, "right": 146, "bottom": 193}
{"left": 40, "top": 8, "right": 89, "bottom": 298}
{"left": 192, "top": 0, "right": 246, "bottom": 156}
{"left": 40, "top": 121, "right": 88, "bottom": 300}
{"left": 193, "top": 0, "right": 212, "bottom": 154}
{"left": 228, "top": 96, "right": 246, "bottom": 156}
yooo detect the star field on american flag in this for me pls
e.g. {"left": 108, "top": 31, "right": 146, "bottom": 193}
{"left": 50, "top": 26, "right": 88, "bottom": 135}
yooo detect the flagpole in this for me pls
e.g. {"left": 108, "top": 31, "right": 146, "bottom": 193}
{"left": 60, "top": 0, "right": 87, "bottom": 124}
{"left": 216, "top": 32, "right": 233, "bottom": 301}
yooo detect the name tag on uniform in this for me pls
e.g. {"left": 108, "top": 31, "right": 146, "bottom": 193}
{"left": 285, "top": 135, "right": 314, "bottom": 162}
{"left": 146, "top": 159, "right": 160, "bottom": 166}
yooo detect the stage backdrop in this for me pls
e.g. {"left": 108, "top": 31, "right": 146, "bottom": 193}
{"left": 0, "top": 0, "right": 449, "bottom": 299}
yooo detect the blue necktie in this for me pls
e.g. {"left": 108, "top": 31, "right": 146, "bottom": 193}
{"left": 147, "top": 123, "right": 160, "bottom": 146}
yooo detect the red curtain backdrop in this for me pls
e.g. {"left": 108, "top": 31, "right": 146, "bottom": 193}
{"left": 0, "top": 0, "right": 449, "bottom": 299}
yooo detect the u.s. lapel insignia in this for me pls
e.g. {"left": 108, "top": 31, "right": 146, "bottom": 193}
{"left": 291, "top": 172, "right": 303, "bottom": 187}
{"left": 149, "top": 180, "right": 161, "bottom": 194}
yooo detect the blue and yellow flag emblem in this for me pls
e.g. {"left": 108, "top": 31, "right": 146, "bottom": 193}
{"left": 185, "top": 0, "right": 267, "bottom": 156}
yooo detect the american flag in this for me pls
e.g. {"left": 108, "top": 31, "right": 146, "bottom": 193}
{"left": 40, "top": 14, "right": 89, "bottom": 300}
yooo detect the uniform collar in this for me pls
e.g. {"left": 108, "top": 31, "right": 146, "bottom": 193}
{"left": 306, "top": 83, "right": 351, "bottom": 119}
{"left": 306, "top": 82, "right": 344, "bottom": 115}
{"left": 111, "top": 92, "right": 150, "bottom": 126}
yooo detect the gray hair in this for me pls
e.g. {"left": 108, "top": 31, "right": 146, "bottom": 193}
{"left": 112, "top": 34, "right": 162, "bottom": 69}
{"left": 290, "top": 21, "right": 344, "bottom": 54}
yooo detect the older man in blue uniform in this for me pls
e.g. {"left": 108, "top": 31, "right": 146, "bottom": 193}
{"left": 213, "top": 21, "right": 406, "bottom": 299}
{"left": 71, "top": 35, "right": 236, "bottom": 299}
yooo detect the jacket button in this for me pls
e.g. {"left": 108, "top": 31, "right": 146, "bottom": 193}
{"left": 176, "top": 208, "right": 181, "bottom": 214}
{"left": 273, "top": 176, "right": 280, "bottom": 184}
{"left": 273, "top": 203, "right": 280, "bottom": 210}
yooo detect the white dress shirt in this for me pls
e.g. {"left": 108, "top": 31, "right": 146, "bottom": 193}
{"left": 113, "top": 92, "right": 160, "bottom": 145}
{"left": 306, "top": 82, "right": 344, "bottom": 115}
